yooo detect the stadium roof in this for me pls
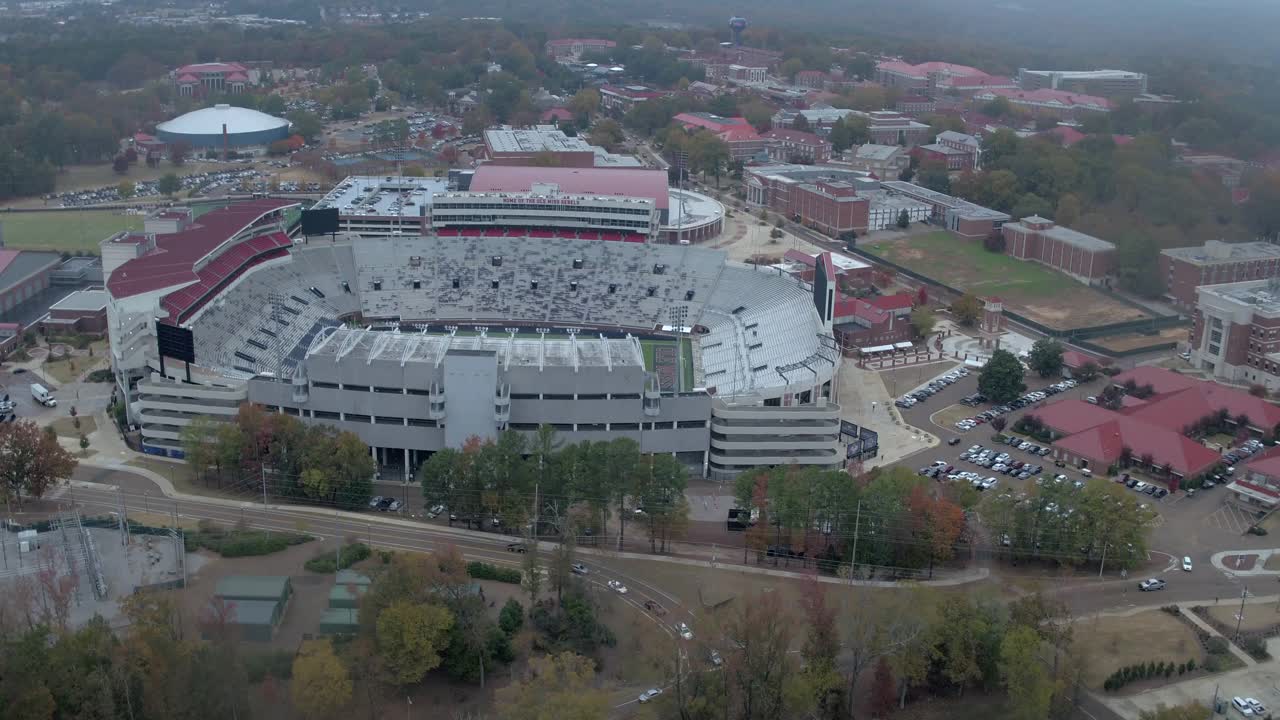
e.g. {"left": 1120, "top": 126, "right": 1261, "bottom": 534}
{"left": 156, "top": 104, "right": 289, "bottom": 136}
{"left": 176, "top": 62, "right": 248, "bottom": 74}
{"left": 107, "top": 199, "right": 297, "bottom": 298}
{"left": 0, "top": 249, "right": 61, "bottom": 294}
{"left": 306, "top": 327, "right": 647, "bottom": 370}
{"left": 470, "top": 166, "right": 670, "bottom": 210}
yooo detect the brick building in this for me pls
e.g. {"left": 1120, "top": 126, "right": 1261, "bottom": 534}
{"left": 1188, "top": 279, "right": 1280, "bottom": 391}
{"left": 912, "top": 143, "right": 973, "bottom": 171}
{"left": 877, "top": 181, "right": 1009, "bottom": 237}
{"left": 672, "top": 113, "right": 770, "bottom": 162}
{"left": 771, "top": 106, "right": 857, "bottom": 134}
{"left": 599, "top": 84, "right": 666, "bottom": 114}
{"left": 833, "top": 293, "right": 914, "bottom": 350}
{"left": 0, "top": 249, "right": 62, "bottom": 322}
{"left": 1001, "top": 216, "right": 1115, "bottom": 284}
{"left": 895, "top": 95, "right": 935, "bottom": 114}
{"left": 761, "top": 129, "right": 832, "bottom": 164}
{"left": 483, "top": 126, "right": 597, "bottom": 167}
{"left": 1159, "top": 240, "right": 1280, "bottom": 309}
{"left": 173, "top": 62, "right": 256, "bottom": 97}
{"left": 790, "top": 181, "right": 870, "bottom": 236}
{"left": 780, "top": 249, "right": 874, "bottom": 287}
{"left": 795, "top": 70, "right": 828, "bottom": 89}
{"left": 937, "top": 131, "right": 981, "bottom": 169}
{"left": 37, "top": 289, "right": 108, "bottom": 336}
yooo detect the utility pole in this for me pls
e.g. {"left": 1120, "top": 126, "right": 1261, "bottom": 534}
{"left": 1098, "top": 542, "right": 1107, "bottom": 578}
{"left": 1236, "top": 586, "right": 1248, "bottom": 640}
{"left": 117, "top": 487, "right": 127, "bottom": 546}
{"left": 261, "top": 466, "right": 268, "bottom": 506}
{"left": 849, "top": 500, "right": 862, "bottom": 585}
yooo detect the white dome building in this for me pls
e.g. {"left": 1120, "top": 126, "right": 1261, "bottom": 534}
{"left": 156, "top": 104, "right": 291, "bottom": 154}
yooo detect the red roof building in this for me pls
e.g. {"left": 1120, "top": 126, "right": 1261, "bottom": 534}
{"left": 172, "top": 62, "right": 253, "bottom": 97}
{"left": 973, "top": 88, "right": 1113, "bottom": 119}
{"left": 672, "top": 112, "right": 770, "bottom": 161}
{"left": 1229, "top": 449, "right": 1280, "bottom": 509}
{"left": 541, "top": 107, "right": 575, "bottom": 123}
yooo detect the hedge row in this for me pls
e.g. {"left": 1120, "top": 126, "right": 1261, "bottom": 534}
{"left": 467, "top": 561, "right": 521, "bottom": 584}
{"left": 1104, "top": 659, "right": 1196, "bottom": 691}
{"left": 304, "top": 543, "right": 372, "bottom": 573}
{"left": 186, "top": 528, "right": 312, "bottom": 557}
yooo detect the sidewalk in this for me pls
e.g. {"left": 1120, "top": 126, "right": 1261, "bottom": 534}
{"left": 835, "top": 361, "right": 938, "bottom": 469}
{"left": 1211, "top": 549, "right": 1280, "bottom": 576}
{"left": 1177, "top": 604, "right": 1257, "bottom": 667}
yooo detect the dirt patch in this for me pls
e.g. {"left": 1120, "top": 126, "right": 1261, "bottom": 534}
{"left": 1074, "top": 610, "right": 1205, "bottom": 688}
{"left": 1090, "top": 327, "right": 1190, "bottom": 353}
{"left": 50, "top": 415, "right": 97, "bottom": 438}
{"left": 1223, "top": 554, "right": 1259, "bottom": 571}
{"left": 1205, "top": 603, "right": 1280, "bottom": 634}
{"left": 1263, "top": 554, "right": 1280, "bottom": 571}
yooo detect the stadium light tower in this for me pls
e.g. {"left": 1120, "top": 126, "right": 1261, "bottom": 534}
{"left": 729, "top": 17, "right": 748, "bottom": 47}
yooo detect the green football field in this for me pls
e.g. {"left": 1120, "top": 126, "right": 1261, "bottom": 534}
{"left": 0, "top": 210, "right": 143, "bottom": 254}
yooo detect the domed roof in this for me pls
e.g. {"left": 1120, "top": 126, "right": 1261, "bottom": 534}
{"left": 156, "top": 104, "right": 289, "bottom": 136}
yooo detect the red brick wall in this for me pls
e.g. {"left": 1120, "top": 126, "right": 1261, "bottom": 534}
{"left": 789, "top": 187, "right": 869, "bottom": 235}
{"left": 954, "top": 217, "right": 996, "bottom": 238}
{"left": 1225, "top": 321, "right": 1251, "bottom": 365}
{"left": 1165, "top": 255, "right": 1280, "bottom": 309}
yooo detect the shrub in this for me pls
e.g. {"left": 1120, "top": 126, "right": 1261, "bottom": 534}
{"left": 499, "top": 598, "right": 524, "bottom": 635}
{"left": 304, "top": 542, "right": 371, "bottom": 573}
{"left": 1163, "top": 662, "right": 1173, "bottom": 678}
{"left": 87, "top": 369, "right": 114, "bottom": 383}
{"left": 1244, "top": 637, "right": 1270, "bottom": 660}
{"left": 1206, "top": 654, "right": 1234, "bottom": 672}
{"left": 466, "top": 561, "right": 521, "bottom": 584}
{"left": 1178, "top": 661, "right": 1187, "bottom": 675}
{"left": 186, "top": 527, "right": 312, "bottom": 557}
{"left": 1186, "top": 657, "right": 1197, "bottom": 672}
{"left": 1206, "top": 637, "right": 1229, "bottom": 655}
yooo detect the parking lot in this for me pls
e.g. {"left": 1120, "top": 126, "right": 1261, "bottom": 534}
{"left": 1102, "top": 639, "right": 1280, "bottom": 719}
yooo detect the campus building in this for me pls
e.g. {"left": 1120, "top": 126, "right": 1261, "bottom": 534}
{"left": 877, "top": 181, "right": 1010, "bottom": 237}
{"left": 0, "top": 248, "right": 62, "bottom": 322}
{"left": 1159, "top": 240, "right": 1280, "bottom": 310}
{"left": 972, "top": 89, "right": 1113, "bottom": 119}
{"left": 1188, "top": 279, "right": 1280, "bottom": 392}
{"left": 843, "top": 144, "right": 911, "bottom": 179}
{"left": 672, "top": 113, "right": 770, "bottom": 161}
{"left": 1000, "top": 216, "right": 1115, "bottom": 285}
{"left": 172, "top": 62, "right": 258, "bottom": 97}
{"left": 1017, "top": 69, "right": 1148, "bottom": 97}
{"left": 874, "top": 60, "right": 989, "bottom": 94}
{"left": 599, "top": 85, "right": 667, "bottom": 113}
{"left": 761, "top": 128, "right": 832, "bottom": 164}
{"left": 544, "top": 38, "right": 616, "bottom": 61}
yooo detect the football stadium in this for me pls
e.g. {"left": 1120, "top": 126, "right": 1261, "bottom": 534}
{"left": 104, "top": 194, "right": 843, "bottom": 480}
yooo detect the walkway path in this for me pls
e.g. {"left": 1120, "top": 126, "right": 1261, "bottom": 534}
{"left": 1176, "top": 603, "right": 1258, "bottom": 667}
{"left": 835, "top": 360, "right": 937, "bottom": 469}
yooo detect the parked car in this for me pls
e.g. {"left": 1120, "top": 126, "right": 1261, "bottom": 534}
{"left": 607, "top": 580, "right": 628, "bottom": 594}
{"left": 1138, "top": 578, "right": 1166, "bottom": 592}
{"left": 678, "top": 622, "right": 694, "bottom": 640}
{"left": 709, "top": 649, "right": 723, "bottom": 666}
{"left": 571, "top": 563, "right": 588, "bottom": 575}
{"left": 643, "top": 600, "right": 667, "bottom": 615}
{"left": 506, "top": 542, "right": 527, "bottom": 553}
{"left": 948, "top": 437, "right": 962, "bottom": 446}
{"left": 368, "top": 495, "right": 385, "bottom": 508}
{"left": 1231, "top": 697, "right": 1254, "bottom": 716}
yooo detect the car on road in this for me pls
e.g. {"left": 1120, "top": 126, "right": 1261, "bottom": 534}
{"left": 1182, "top": 556, "right": 1192, "bottom": 571}
{"left": 1138, "top": 578, "right": 1167, "bottom": 592}
{"left": 643, "top": 600, "right": 667, "bottom": 615}
{"left": 1232, "top": 697, "right": 1254, "bottom": 716}
{"left": 571, "top": 563, "right": 588, "bottom": 575}
{"left": 709, "top": 649, "right": 723, "bottom": 666}
{"left": 678, "top": 622, "right": 694, "bottom": 640}
{"left": 506, "top": 542, "right": 527, "bottom": 553}
{"left": 948, "top": 437, "right": 962, "bottom": 446}
{"left": 639, "top": 688, "right": 663, "bottom": 704}
{"left": 607, "top": 580, "right": 628, "bottom": 594}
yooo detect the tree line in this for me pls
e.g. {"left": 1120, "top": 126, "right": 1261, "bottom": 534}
{"left": 733, "top": 466, "right": 969, "bottom": 577}
{"left": 419, "top": 426, "right": 690, "bottom": 552}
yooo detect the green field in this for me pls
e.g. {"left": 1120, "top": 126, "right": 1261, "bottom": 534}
{"left": 0, "top": 210, "right": 143, "bottom": 254}
{"left": 862, "top": 230, "right": 1147, "bottom": 329}
{"left": 639, "top": 337, "right": 694, "bottom": 391}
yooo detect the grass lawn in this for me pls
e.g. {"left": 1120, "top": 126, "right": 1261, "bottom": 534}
{"left": 1074, "top": 610, "right": 1205, "bottom": 688}
{"left": 42, "top": 343, "right": 109, "bottom": 384}
{"left": 1205, "top": 603, "right": 1280, "bottom": 634}
{"left": 49, "top": 415, "right": 96, "bottom": 439}
{"left": 0, "top": 210, "right": 142, "bottom": 254}
{"left": 862, "top": 231, "right": 1147, "bottom": 329}
{"left": 930, "top": 404, "right": 975, "bottom": 431}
